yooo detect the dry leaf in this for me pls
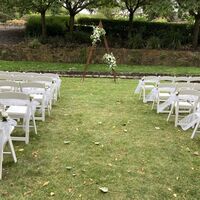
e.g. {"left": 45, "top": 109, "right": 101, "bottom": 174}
{"left": 124, "top": 129, "right": 128, "bottom": 132}
{"left": 24, "top": 191, "right": 32, "bottom": 196}
{"left": 186, "top": 147, "right": 190, "bottom": 152}
{"left": 64, "top": 140, "right": 70, "bottom": 144}
{"left": 50, "top": 192, "right": 55, "bottom": 196}
{"left": 42, "top": 181, "right": 49, "bottom": 187}
{"left": 99, "top": 187, "right": 108, "bottom": 193}
{"left": 94, "top": 142, "right": 100, "bottom": 145}
{"left": 193, "top": 151, "right": 199, "bottom": 156}
{"left": 18, "top": 149, "right": 24, "bottom": 152}
{"left": 173, "top": 194, "right": 177, "bottom": 197}
{"left": 66, "top": 166, "right": 72, "bottom": 170}
{"left": 68, "top": 188, "right": 73, "bottom": 193}
{"left": 168, "top": 188, "right": 172, "bottom": 191}
{"left": 108, "top": 163, "right": 112, "bottom": 167}
{"left": 98, "top": 121, "right": 102, "bottom": 125}
{"left": 155, "top": 127, "right": 160, "bottom": 130}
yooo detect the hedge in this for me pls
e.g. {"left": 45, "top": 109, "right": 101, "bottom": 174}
{"left": 26, "top": 15, "right": 194, "bottom": 49}
{"left": 26, "top": 15, "right": 69, "bottom": 37}
{"left": 77, "top": 18, "right": 193, "bottom": 49}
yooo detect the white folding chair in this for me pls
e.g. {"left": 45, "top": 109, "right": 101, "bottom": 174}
{"left": 20, "top": 82, "right": 48, "bottom": 121}
{"left": 0, "top": 120, "right": 17, "bottom": 180}
{"left": 152, "top": 83, "right": 176, "bottom": 113}
{"left": 139, "top": 76, "right": 159, "bottom": 103}
{"left": 167, "top": 89, "right": 200, "bottom": 127}
{"left": 0, "top": 92, "right": 38, "bottom": 144}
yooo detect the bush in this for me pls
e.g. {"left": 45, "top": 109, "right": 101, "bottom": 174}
{"left": 146, "top": 36, "right": 161, "bottom": 49}
{"left": 28, "top": 38, "right": 41, "bottom": 48}
{"left": 26, "top": 15, "right": 69, "bottom": 37}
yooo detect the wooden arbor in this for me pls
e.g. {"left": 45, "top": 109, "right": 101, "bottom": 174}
{"left": 82, "top": 21, "right": 117, "bottom": 82}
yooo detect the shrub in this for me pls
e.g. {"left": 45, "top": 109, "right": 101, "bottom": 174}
{"left": 28, "top": 38, "right": 41, "bottom": 48}
{"left": 146, "top": 36, "right": 161, "bottom": 49}
{"left": 26, "top": 15, "right": 69, "bottom": 37}
{"left": 129, "top": 34, "right": 145, "bottom": 49}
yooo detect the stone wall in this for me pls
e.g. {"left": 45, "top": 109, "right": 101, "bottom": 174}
{"left": 0, "top": 43, "right": 200, "bottom": 67}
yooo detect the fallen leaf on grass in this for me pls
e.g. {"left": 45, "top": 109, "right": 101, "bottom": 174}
{"left": 155, "top": 127, "right": 160, "bottom": 130}
{"left": 167, "top": 188, "right": 172, "bottom": 191}
{"left": 18, "top": 149, "right": 24, "bottom": 152}
{"left": 123, "top": 129, "right": 128, "bottom": 132}
{"left": 94, "top": 142, "right": 100, "bottom": 145}
{"left": 42, "top": 181, "right": 49, "bottom": 187}
{"left": 64, "top": 140, "right": 70, "bottom": 144}
{"left": 24, "top": 191, "right": 32, "bottom": 196}
{"left": 66, "top": 166, "right": 72, "bottom": 170}
{"left": 193, "top": 151, "right": 199, "bottom": 156}
{"left": 50, "top": 192, "right": 55, "bottom": 196}
{"left": 99, "top": 187, "right": 108, "bottom": 193}
{"left": 186, "top": 147, "right": 190, "bottom": 152}
{"left": 173, "top": 193, "right": 177, "bottom": 197}
{"left": 98, "top": 121, "right": 102, "bottom": 125}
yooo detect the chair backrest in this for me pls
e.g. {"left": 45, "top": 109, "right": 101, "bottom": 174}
{"left": 20, "top": 82, "right": 46, "bottom": 94}
{"left": 0, "top": 92, "right": 30, "bottom": 100}
{"left": 189, "top": 77, "right": 200, "bottom": 83}
{"left": 177, "top": 90, "right": 200, "bottom": 106}
{"left": 0, "top": 81, "right": 20, "bottom": 91}
{"left": 174, "top": 76, "right": 189, "bottom": 83}
{"left": 158, "top": 76, "right": 175, "bottom": 83}
{"left": 176, "top": 83, "right": 194, "bottom": 91}
{"left": 157, "top": 83, "right": 176, "bottom": 92}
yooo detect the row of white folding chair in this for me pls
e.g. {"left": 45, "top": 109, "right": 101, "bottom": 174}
{"left": 0, "top": 72, "right": 61, "bottom": 100}
{"left": 153, "top": 83, "right": 199, "bottom": 112}
{"left": 137, "top": 79, "right": 200, "bottom": 138}
{"left": 0, "top": 120, "right": 17, "bottom": 180}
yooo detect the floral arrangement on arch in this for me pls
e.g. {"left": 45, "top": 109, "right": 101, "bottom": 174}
{"left": 102, "top": 52, "right": 117, "bottom": 70}
{"left": 90, "top": 26, "right": 106, "bottom": 45}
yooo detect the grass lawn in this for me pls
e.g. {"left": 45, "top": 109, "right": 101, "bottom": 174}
{"left": 1, "top": 60, "right": 200, "bottom": 75}
{"left": 1, "top": 78, "right": 200, "bottom": 199}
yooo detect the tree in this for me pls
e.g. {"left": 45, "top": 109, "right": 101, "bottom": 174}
{"left": 16, "top": 0, "right": 57, "bottom": 38}
{"left": 176, "top": 0, "right": 200, "bottom": 49}
{"left": 117, "top": 0, "right": 151, "bottom": 37}
{"left": 143, "top": 0, "right": 177, "bottom": 22}
{"left": 60, "top": 0, "right": 107, "bottom": 33}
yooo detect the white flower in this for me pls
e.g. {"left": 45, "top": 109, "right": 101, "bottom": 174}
{"left": 102, "top": 53, "right": 117, "bottom": 69}
{"left": 2, "top": 112, "right": 8, "bottom": 118}
{"left": 90, "top": 26, "right": 106, "bottom": 45}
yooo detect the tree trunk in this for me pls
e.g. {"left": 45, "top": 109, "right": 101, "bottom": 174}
{"left": 41, "top": 11, "right": 46, "bottom": 39}
{"left": 128, "top": 11, "right": 134, "bottom": 39}
{"left": 192, "top": 15, "right": 200, "bottom": 50}
{"left": 69, "top": 14, "right": 75, "bottom": 33}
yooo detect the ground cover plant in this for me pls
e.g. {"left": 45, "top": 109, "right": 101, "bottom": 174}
{"left": 0, "top": 78, "right": 199, "bottom": 199}
{"left": 1, "top": 60, "right": 200, "bottom": 76}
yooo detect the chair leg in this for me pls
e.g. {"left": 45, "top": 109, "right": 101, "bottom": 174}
{"left": 191, "top": 122, "right": 200, "bottom": 139}
{"left": 32, "top": 115, "right": 37, "bottom": 135}
{"left": 0, "top": 147, "right": 3, "bottom": 180}
{"left": 167, "top": 104, "right": 174, "bottom": 121}
{"left": 8, "top": 138, "right": 17, "bottom": 163}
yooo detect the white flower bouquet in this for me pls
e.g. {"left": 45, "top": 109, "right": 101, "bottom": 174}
{"left": 102, "top": 52, "right": 117, "bottom": 69}
{"left": 90, "top": 26, "right": 106, "bottom": 45}
{"left": 1, "top": 111, "right": 8, "bottom": 122}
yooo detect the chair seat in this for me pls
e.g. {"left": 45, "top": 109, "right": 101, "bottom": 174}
{"left": 6, "top": 106, "right": 28, "bottom": 117}
{"left": 144, "top": 85, "right": 155, "bottom": 89}
{"left": 176, "top": 101, "right": 193, "bottom": 108}
{"left": 32, "top": 94, "right": 43, "bottom": 102}
{"left": 159, "top": 93, "right": 171, "bottom": 99}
